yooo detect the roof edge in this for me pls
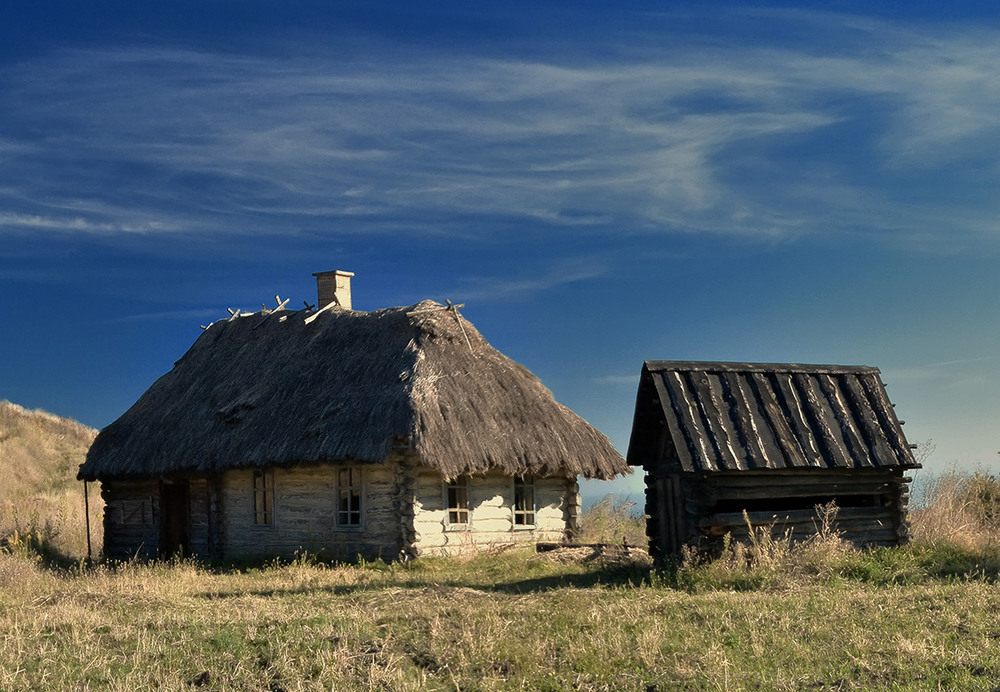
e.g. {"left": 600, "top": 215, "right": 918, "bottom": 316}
{"left": 643, "top": 360, "right": 881, "bottom": 375}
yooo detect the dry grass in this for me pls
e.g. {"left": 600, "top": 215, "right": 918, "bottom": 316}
{"left": 8, "top": 416, "right": 1000, "bottom": 689}
{"left": 673, "top": 502, "right": 857, "bottom": 592}
{"left": 0, "top": 401, "right": 94, "bottom": 495}
{"left": 909, "top": 468, "right": 1000, "bottom": 552}
{"left": 2, "top": 548, "right": 1000, "bottom": 690}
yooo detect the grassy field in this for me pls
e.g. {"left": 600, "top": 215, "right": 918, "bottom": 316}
{"left": 4, "top": 475, "right": 1000, "bottom": 691}
{"left": 5, "top": 409, "right": 1000, "bottom": 690}
{"left": 4, "top": 539, "right": 1000, "bottom": 691}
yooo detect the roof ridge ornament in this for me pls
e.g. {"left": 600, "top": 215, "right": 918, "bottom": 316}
{"left": 446, "top": 299, "right": 473, "bottom": 354}
{"left": 252, "top": 295, "right": 291, "bottom": 330}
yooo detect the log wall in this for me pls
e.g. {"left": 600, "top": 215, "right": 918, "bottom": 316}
{"left": 100, "top": 460, "right": 576, "bottom": 562}
{"left": 187, "top": 476, "right": 216, "bottom": 559}
{"left": 102, "top": 478, "right": 159, "bottom": 561}
{"left": 217, "top": 464, "right": 401, "bottom": 561}
{"left": 646, "top": 466, "right": 913, "bottom": 560}
{"left": 411, "top": 469, "right": 569, "bottom": 556}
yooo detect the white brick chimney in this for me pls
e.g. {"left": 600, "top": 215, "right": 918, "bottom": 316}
{"left": 313, "top": 270, "right": 354, "bottom": 310}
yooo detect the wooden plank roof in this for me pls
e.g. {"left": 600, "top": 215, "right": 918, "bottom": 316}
{"left": 627, "top": 360, "right": 918, "bottom": 473}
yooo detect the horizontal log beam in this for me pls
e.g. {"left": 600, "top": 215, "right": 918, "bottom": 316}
{"left": 703, "top": 526, "right": 901, "bottom": 544}
{"left": 717, "top": 518, "right": 897, "bottom": 535}
{"left": 707, "top": 483, "right": 899, "bottom": 502}
{"left": 703, "top": 472, "right": 909, "bottom": 487}
{"left": 700, "top": 506, "right": 893, "bottom": 528}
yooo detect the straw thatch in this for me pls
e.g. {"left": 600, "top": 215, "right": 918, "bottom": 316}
{"left": 80, "top": 301, "right": 627, "bottom": 482}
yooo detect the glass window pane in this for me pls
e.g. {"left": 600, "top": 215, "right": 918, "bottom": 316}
{"left": 447, "top": 478, "right": 469, "bottom": 525}
{"left": 337, "top": 467, "right": 363, "bottom": 526}
{"left": 514, "top": 476, "right": 535, "bottom": 526}
{"left": 253, "top": 470, "right": 274, "bottom": 525}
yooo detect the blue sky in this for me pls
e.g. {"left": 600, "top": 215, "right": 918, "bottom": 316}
{"left": 4, "top": 1, "right": 1000, "bottom": 503}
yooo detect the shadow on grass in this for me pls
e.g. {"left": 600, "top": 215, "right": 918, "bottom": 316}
{"left": 482, "top": 564, "right": 654, "bottom": 593}
{"left": 1, "top": 530, "right": 89, "bottom": 572}
{"left": 189, "top": 561, "right": 656, "bottom": 600}
{"left": 908, "top": 544, "right": 1000, "bottom": 584}
{"left": 49, "top": 542, "right": 1000, "bottom": 599}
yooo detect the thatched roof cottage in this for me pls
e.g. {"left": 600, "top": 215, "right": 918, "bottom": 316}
{"left": 79, "top": 271, "right": 628, "bottom": 562}
{"left": 627, "top": 361, "right": 919, "bottom": 560}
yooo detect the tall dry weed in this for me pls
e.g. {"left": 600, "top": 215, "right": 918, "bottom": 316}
{"left": 909, "top": 468, "right": 1000, "bottom": 558}
{"left": 678, "top": 503, "right": 854, "bottom": 590}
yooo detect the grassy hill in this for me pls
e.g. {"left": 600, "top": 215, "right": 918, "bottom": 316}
{"left": 0, "top": 400, "right": 98, "bottom": 558}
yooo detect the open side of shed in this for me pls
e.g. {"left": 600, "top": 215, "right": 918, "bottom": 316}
{"left": 626, "top": 361, "right": 920, "bottom": 560}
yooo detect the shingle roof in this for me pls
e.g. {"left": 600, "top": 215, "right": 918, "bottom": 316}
{"left": 627, "top": 360, "right": 918, "bottom": 473}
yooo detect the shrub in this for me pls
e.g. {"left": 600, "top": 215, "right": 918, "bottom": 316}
{"left": 959, "top": 472, "right": 1000, "bottom": 527}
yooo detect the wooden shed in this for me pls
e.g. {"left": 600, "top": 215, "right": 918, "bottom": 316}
{"left": 78, "top": 271, "right": 628, "bottom": 562}
{"left": 626, "top": 361, "right": 919, "bottom": 560}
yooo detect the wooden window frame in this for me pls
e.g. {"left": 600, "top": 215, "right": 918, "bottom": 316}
{"left": 513, "top": 475, "right": 536, "bottom": 528}
{"left": 445, "top": 476, "right": 470, "bottom": 529}
{"left": 335, "top": 466, "right": 365, "bottom": 530}
{"left": 252, "top": 469, "right": 275, "bottom": 526}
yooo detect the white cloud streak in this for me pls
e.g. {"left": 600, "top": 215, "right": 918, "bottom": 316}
{"left": 451, "top": 256, "right": 611, "bottom": 303}
{"left": 3, "top": 11, "right": 1000, "bottom": 246}
{"left": 882, "top": 356, "right": 997, "bottom": 384}
{"left": 590, "top": 374, "right": 640, "bottom": 386}
{"left": 102, "top": 308, "right": 222, "bottom": 324}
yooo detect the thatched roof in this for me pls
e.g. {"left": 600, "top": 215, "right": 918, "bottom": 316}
{"left": 627, "top": 360, "right": 918, "bottom": 473}
{"left": 80, "top": 301, "right": 628, "bottom": 481}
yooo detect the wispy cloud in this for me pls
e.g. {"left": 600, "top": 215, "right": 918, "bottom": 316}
{"left": 882, "top": 355, "right": 997, "bottom": 383}
{"left": 3, "top": 11, "right": 1000, "bottom": 247}
{"left": 590, "top": 374, "right": 640, "bottom": 386}
{"left": 0, "top": 212, "right": 166, "bottom": 234}
{"left": 452, "top": 257, "right": 611, "bottom": 302}
{"left": 101, "top": 308, "right": 223, "bottom": 324}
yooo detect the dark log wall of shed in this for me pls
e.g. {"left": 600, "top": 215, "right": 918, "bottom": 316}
{"left": 644, "top": 466, "right": 912, "bottom": 559}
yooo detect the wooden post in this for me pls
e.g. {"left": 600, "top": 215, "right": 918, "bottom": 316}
{"left": 84, "top": 480, "right": 92, "bottom": 562}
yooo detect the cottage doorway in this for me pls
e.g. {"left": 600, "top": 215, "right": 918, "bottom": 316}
{"left": 159, "top": 480, "right": 190, "bottom": 558}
